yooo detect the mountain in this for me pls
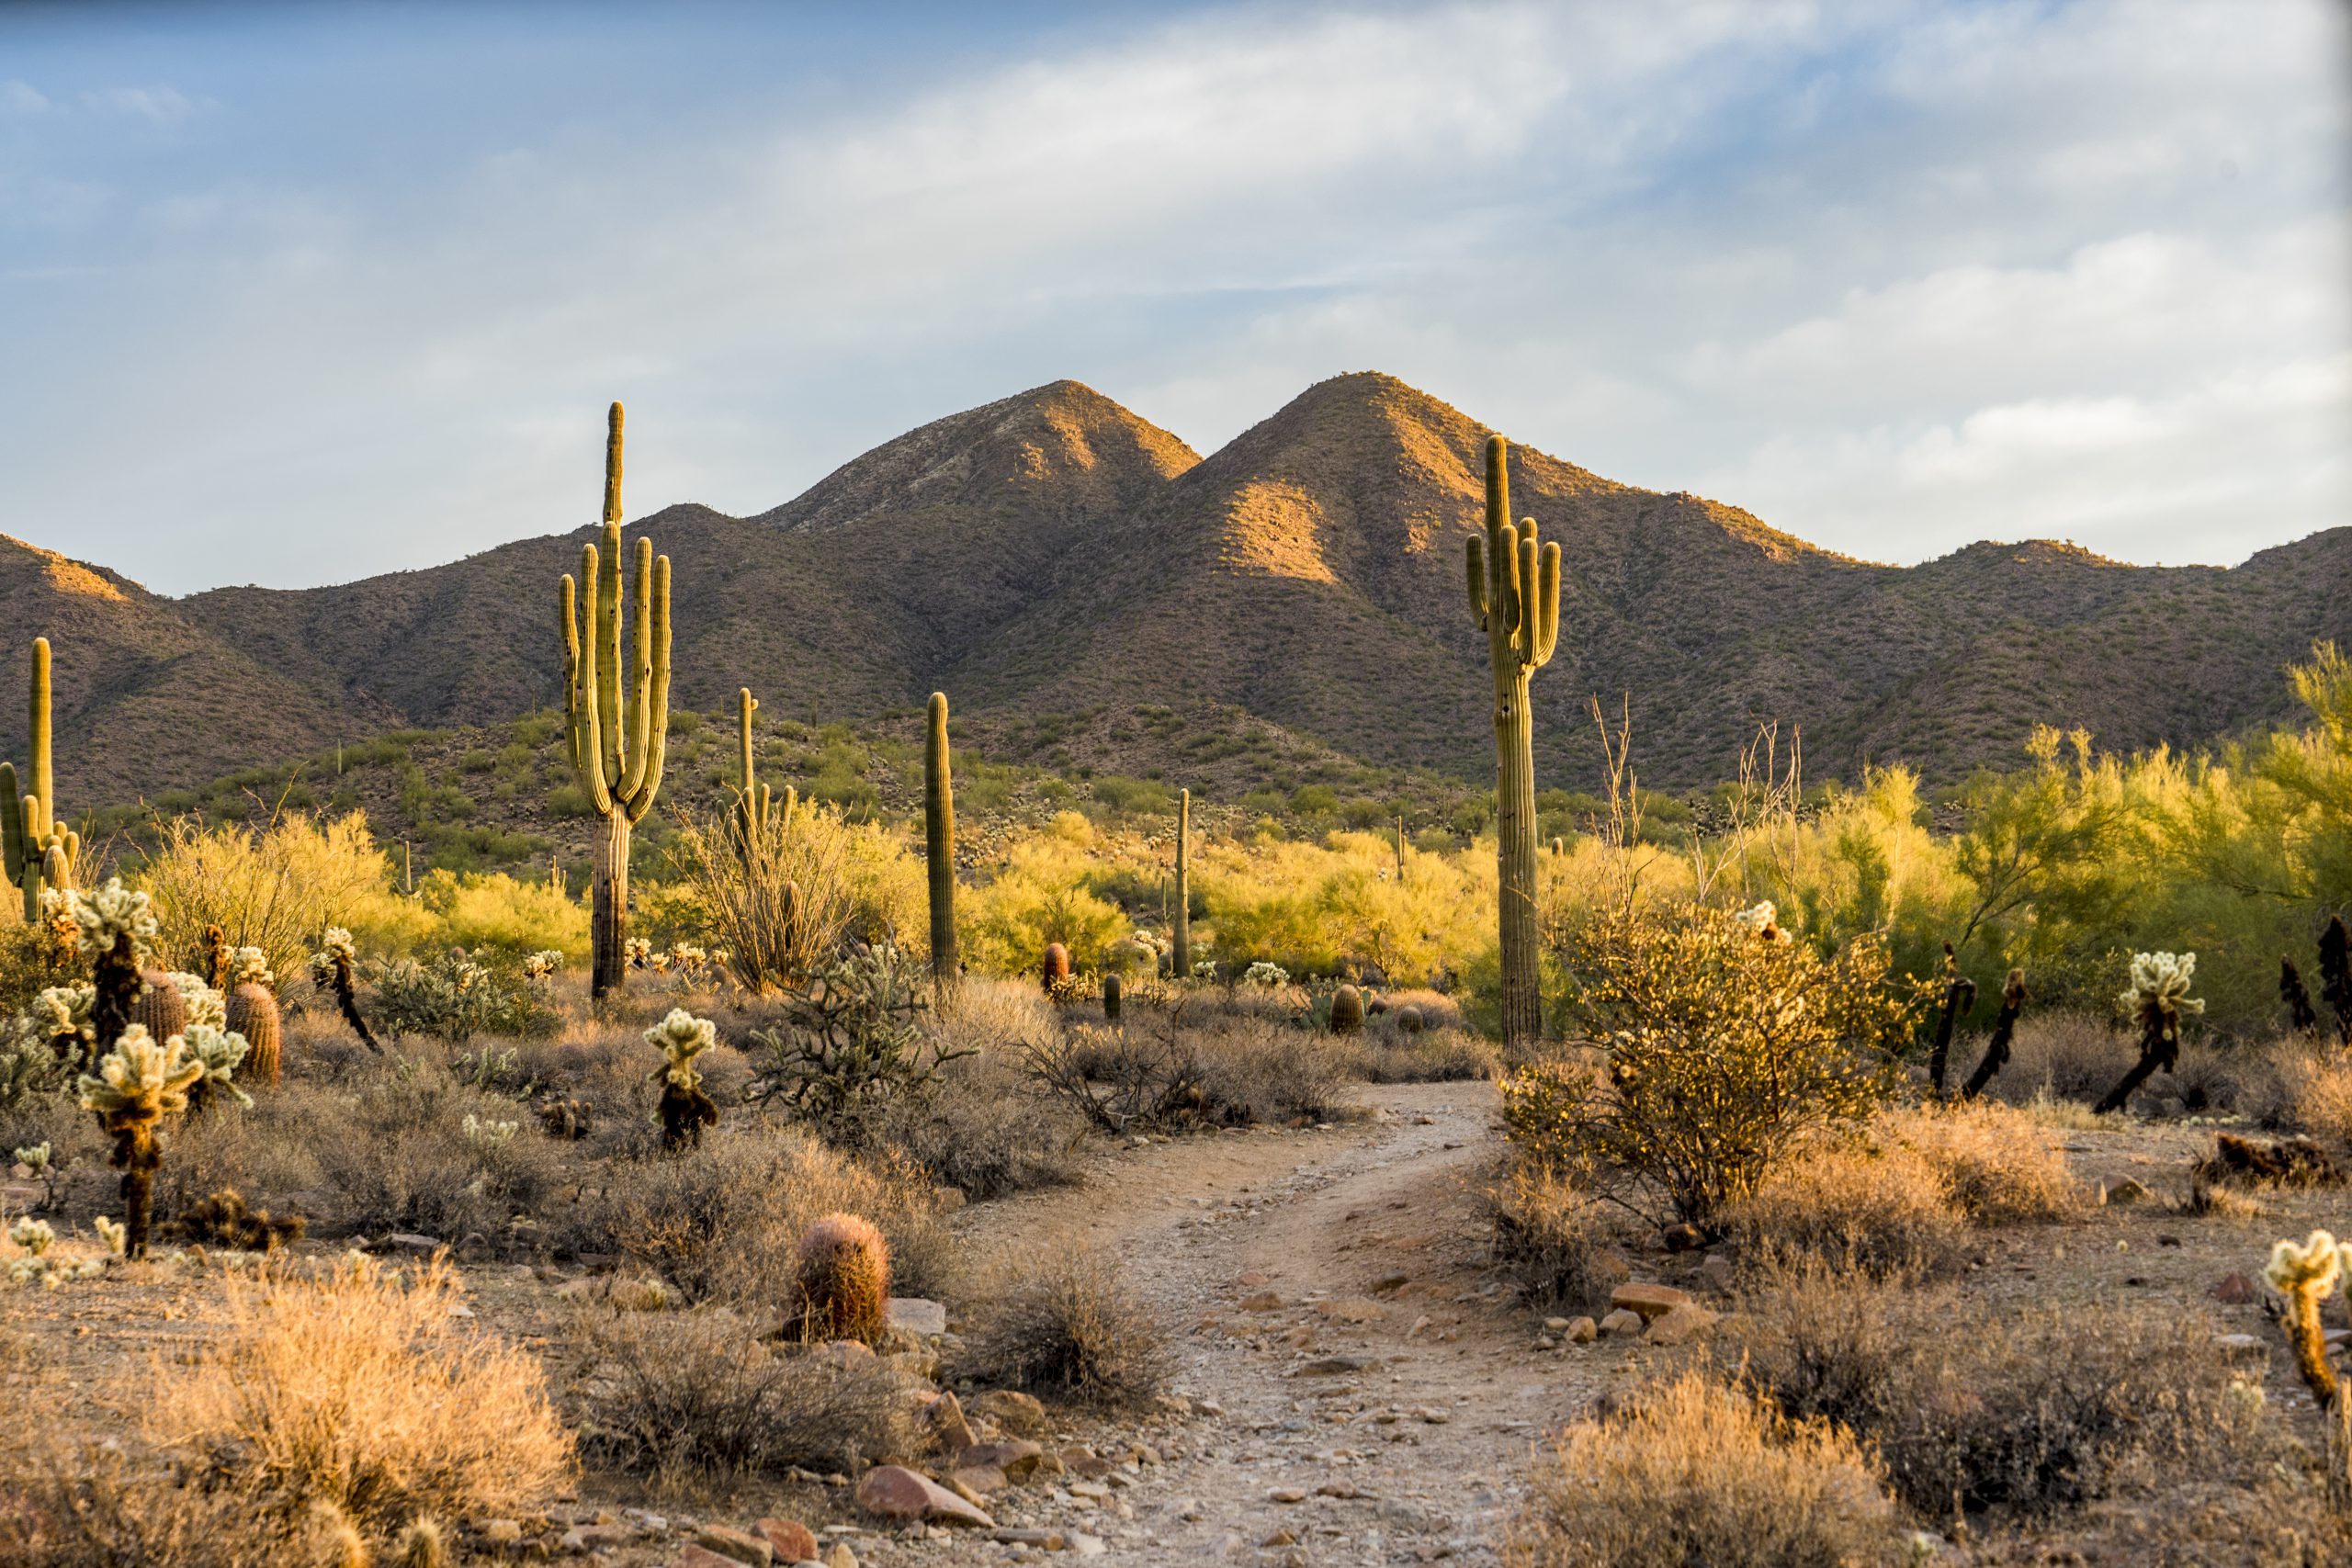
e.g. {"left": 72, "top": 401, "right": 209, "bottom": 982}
{"left": 8, "top": 374, "right": 2346, "bottom": 808}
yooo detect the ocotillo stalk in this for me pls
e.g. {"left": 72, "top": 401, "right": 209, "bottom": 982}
{"left": 1463, "top": 434, "right": 1561, "bottom": 1050}
{"left": 560, "top": 401, "right": 673, "bottom": 998}
{"left": 924, "top": 692, "right": 956, "bottom": 994}
{"left": 0, "top": 637, "right": 78, "bottom": 920}
{"left": 1172, "top": 788, "right": 1193, "bottom": 980}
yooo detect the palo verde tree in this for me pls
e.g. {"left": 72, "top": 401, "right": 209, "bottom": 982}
{"left": 559, "top": 402, "right": 673, "bottom": 998}
{"left": 1464, "top": 434, "right": 1561, "bottom": 1049}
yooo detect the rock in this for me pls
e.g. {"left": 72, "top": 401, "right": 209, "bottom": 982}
{"left": 1240, "top": 1291, "right": 1284, "bottom": 1312}
{"left": 1598, "top": 1309, "right": 1644, "bottom": 1337}
{"left": 822, "top": 1544, "right": 859, "bottom": 1568}
{"left": 1610, "top": 1282, "right": 1694, "bottom": 1321}
{"left": 1698, "top": 1254, "right": 1736, "bottom": 1291}
{"left": 1644, "top": 1303, "right": 1719, "bottom": 1346}
{"left": 1295, "top": 1354, "right": 1375, "bottom": 1376}
{"left": 2216, "top": 1332, "right": 2269, "bottom": 1361}
{"left": 1564, "top": 1316, "right": 1598, "bottom": 1344}
{"left": 854, "top": 1465, "right": 995, "bottom": 1528}
{"left": 1262, "top": 1527, "right": 1299, "bottom": 1545}
{"left": 948, "top": 1464, "right": 1009, "bottom": 1495}
{"left": 1661, "top": 1223, "right": 1707, "bottom": 1252}
{"left": 970, "top": 1388, "right": 1050, "bottom": 1436}
{"left": 886, "top": 1296, "right": 947, "bottom": 1337}
{"left": 753, "top": 1520, "right": 820, "bottom": 1562}
{"left": 1269, "top": 1487, "right": 1307, "bottom": 1504}
{"left": 693, "top": 1525, "right": 774, "bottom": 1565}
{"left": 384, "top": 1233, "right": 442, "bottom": 1255}
{"left": 2102, "top": 1178, "right": 2154, "bottom": 1207}
{"left": 1060, "top": 1447, "right": 1112, "bottom": 1479}
{"left": 815, "top": 1339, "right": 875, "bottom": 1369}
{"left": 990, "top": 1529, "right": 1068, "bottom": 1549}
{"left": 925, "top": 1391, "right": 976, "bottom": 1452}
{"left": 932, "top": 1186, "right": 967, "bottom": 1213}
{"left": 1317, "top": 1297, "right": 1385, "bottom": 1323}
{"left": 479, "top": 1520, "right": 525, "bottom": 1546}
{"left": 957, "top": 1439, "right": 1050, "bottom": 1480}
{"left": 675, "top": 1549, "right": 745, "bottom": 1568}
{"left": 2211, "top": 1272, "right": 2257, "bottom": 1305}
{"left": 1069, "top": 1534, "right": 1106, "bottom": 1559}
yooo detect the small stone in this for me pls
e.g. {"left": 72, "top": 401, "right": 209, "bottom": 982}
{"left": 971, "top": 1388, "right": 1050, "bottom": 1436}
{"left": 692, "top": 1524, "right": 774, "bottom": 1565}
{"left": 822, "top": 1544, "right": 859, "bottom": 1568}
{"left": 1068, "top": 1534, "right": 1106, "bottom": 1559}
{"left": 989, "top": 1529, "right": 1068, "bottom": 1549}
{"left": 2216, "top": 1332, "right": 2268, "bottom": 1361}
{"left": 675, "top": 1549, "right": 742, "bottom": 1568}
{"left": 886, "top": 1296, "right": 948, "bottom": 1337}
{"left": 1060, "top": 1447, "right": 1112, "bottom": 1478}
{"left": 384, "top": 1232, "right": 442, "bottom": 1254}
{"left": 1068, "top": 1480, "right": 1110, "bottom": 1500}
{"left": 1262, "top": 1528, "right": 1299, "bottom": 1545}
{"left": 480, "top": 1519, "right": 525, "bottom": 1546}
{"left": 1269, "top": 1487, "right": 1306, "bottom": 1503}
{"left": 854, "top": 1465, "right": 994, "bottom": 1528}
{"left": 1295, "top": 1355, "right": 1375, "bottom": 1376}
{"left": 949, "top": 1464, "right": 1009, "bottom": 1495}
{"left": 815, "top": 1338, "right": 875, "bottom": 1369}
{"left": 1598, "top": 1308, "right": 1644, "bottom": 1337}
{"left": 1644, "top": 1303, "right": 1719, "bottom": 1346}
{"left": 2211, "top": 1272, "right": 2256, "bottom": 1305}
{"left": 1564, "top": 1316, "right": 1598, "bottom": 1345}
{"left": 1610, "top": 1282, "right": 1694, "bottom": 1321}
{"left": 1660, "top": 1224, "right": 1706, "bottom": 1252}
{"left": 932, "top": 1186, "right": 967, "bottom": 1213}
{"left": 1542, "top": 1317, "right": 1572, "bottom": 1332}
{"left": 926, "top": 1391, "right": 977, "bottom": 1452}
{"left": 1316, "top": 1482, "right": 1362, "bottom": 1499}
{"left": 753, "top": 1520, "right": 820, "bottom": 1562}
{"left": 1698, "top": 1254, "right": 1736, "bottom": 1291}
{"left": 2102, "top": 1178, "right": 2154, "bottom": 1207}
{"left": 957, "top": 1439, "right": 1050, "bottom": 1480}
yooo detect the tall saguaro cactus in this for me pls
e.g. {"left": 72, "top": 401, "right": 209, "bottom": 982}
{"left": 560, "top": 402, "right": 673, "bottom": 998}
{"left": 1171, "top": 788, "right": 1193, "bottom": 980}
{"left": 732, "top": 686, "right": 796, "bottom": 868}
{"left": 924, "top": 692, "right": 957, "bottom": 993}
{"left": 1464, "top": 434, "right": 1561, "bottom": 1050}
{"left": 0, "top": 638, "right": 78, "bottom": 921}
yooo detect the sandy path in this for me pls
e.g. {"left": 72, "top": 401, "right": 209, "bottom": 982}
{"left": 950, "top": 1081, "right": 1606, "bottom": 1565}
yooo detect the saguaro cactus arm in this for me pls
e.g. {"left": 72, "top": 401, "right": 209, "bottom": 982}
{"left": 925, "top": 691, "right": 957, "bottom": 988}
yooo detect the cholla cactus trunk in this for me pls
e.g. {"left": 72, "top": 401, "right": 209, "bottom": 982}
{"left": 90, "top": 932, "right": 140, "bottom": 1065}
{"left": 559, "top": 402, "right": 673, "bottom": 1000}
{"left": 201, "top": 923, "right": 228, "bottom": 991}
{"left": 1962, "top": 969, "right": 2028, "bottom": 1100}
{"left": 924, "top": 692, "right": 957, "bottom": 996}
{"left": 326, "top": 953, "right": 379, "bottom": 1052}
{"left": 2267, "top": 1231, "right": 2346, "bottom": 1406}
{"left": 1464, "top": 436, "right": 1562, "bottom": 1052}
{"left": 1927, "top": 944, "right": 1978, "bottom": 1098}
{"left": 2322, "top": 915, "right": 2352, "bottom": 1046}
{"left": 1172, "top": 789, "right": 1193, "bottom": 980}
{"left": 79, "top": 1030, "right": 202, "bottom": 1260}
{"left": 2283, "top": 956, "right": 2322, "bottom": 1035}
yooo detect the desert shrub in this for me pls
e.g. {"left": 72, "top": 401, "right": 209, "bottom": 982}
{"left": 1876, "top": 1100, "right": 2082, "bottom": 1223}
{"left": 582, "top": 1121, "right": 952, "bottom": 1304}
{"left": 411, "top": 869, "right": 586, "bottom": 959}
{"left": 300, "top": 1062, "right": 566, "bottom": 1240}
{"left": 1340, "top": 1026, "right": 1499, "bottom": 1082}
{"left": 366, "top": 947, "right": 557, "bottom": 1043}
{"left": 135, "top": 809, "right": 392, "bottom": 988}
{"left": 0, "top": 1440, "right": 365, "bottom": 1568}
{"left": 1486, "top": 1165, "right": 1626, "bottom": 1314}
{"left": 1521, "top": 903, "right": 1916, "bottom": 1224}
{"left": 144, "top": 1254, "right": 573, "bottom": 1534}
{"left": 1501, "top": 1371, "right": 1897, "bottom": 1568}
{"left": 663, "top": 803, "right": 855, "bottom": 992}
{"left": 574, "top": 1307, "right": 914, "bottom": 1486}
{"left": 964, "top": 826, "right": 1130, "bottom": 974}
{"left": 2276, "top": 1045, "right": 2352, "bottom": 1142}
{"left": 871, "top": 1047, "right": 1087, "bottom": 1199}
{"left": 1984, "top": 1010, "right": 2137, "bottom": 1107}
{"left": 743, "top": 943, "right": 968, "bottom": 1146}
{"left": 1724, "top": 1138, "right": 1968, "bottom": 1279}
{"left": 1026, "top": 1011, "right": 1353, "bottom": 1132}
{"left": 1736, "top": 1267, "right": 2262, "bottom": 1519}
{"left": 0, "top": 920, "right": 73, "bottom": 1032}
{"left": 959, "top": 1250, "right": 1169, "bottom": 1408}
{"left": 1190, "top": 1014, "right": 1355, "bottom": 1124}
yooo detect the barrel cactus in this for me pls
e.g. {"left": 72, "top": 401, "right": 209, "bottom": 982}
{"left": 225, "top": 948, "right": 282, "bottom": 1088}
{"left": 131, "top": 969, "right": 187, "bottom": 1044}
{"left": 793, "top": 1212, "right": 890, "bottom": 1344}
{"left": 1329, "top": 984, "right": 1365, "bottom": 1036}
{"left": 1396, "top": 1004, "right": 1425, "bottom": 1035}
{"left": 1041, "top": 942, "right": 1072, "bottom": 991}
{"left": 1102, "top": 972, "right": 1123, "bottom": 1024}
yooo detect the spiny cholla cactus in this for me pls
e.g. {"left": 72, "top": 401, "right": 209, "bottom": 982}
{"left": 2265, "top": 1228, "right": 2351, "bottom": 1405}
{"left": 159, "top": 972, "right": 226, "bottom": 1032}
{"left": 309, "top": 926, "right": 380, "bottom": 1053}
{"left": 2095, "top": 951, "right": 2206, "bottom": 1115}
{"left": 9, "top": 1216, "right": 52, "bottom": 1257}
{"left": 461, "top": 1112, "right": 518, "bottom": 1145}
{"left": 1243, "top": 961, "right": 1290, "bottom": 989}
{"left": 1731, "top": 901, "right": 1791, "bottom": 943}
{"left": 76, "top": 1024, "right": 205, "bottom": 1258}
{"left": 228, "top": 946, "right": 274, "bottom": 988}
{"left": 522, "top": 949, "right": 564, "bottom": 981}
{"left": 93, "top": 1214, "right": 125, "bottom": 1256}
{"left": 670, "top": 942, "right": 708, "bottom": 976}
{"left": 13, "top": 1143, "right": 49, "bottom": 1174}
{"left": 644, "top": 1008, "right": 718, "bottom": 1151}
{"left": 28, "top": 983, "right": 94, "bottom": 1050}
{"left": 1928, "top": 942, "right": 1980, "bottom": 1098}
{"left": 182, "top": 1023, "right": 254, "bottom": 1111}
{"left": 55, "top": 878, "right": 156, "bottom": 963}
{"left": 626, "top": 936, "right": 653, "bottom": 969}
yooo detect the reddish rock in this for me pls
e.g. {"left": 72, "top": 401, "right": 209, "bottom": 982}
{"left": 2211, "top": 1271, "right": 2257, "bottom": 1304}
{"left": 675, "top": 1549, "right": 743, "bottom": 1568}
{"left": 949, "top": 1463, "right": 1011, "bottom": 1495}
{"left": 1611, "top": 1282, "right": 1695, "bottom": 1322}
{"left": 926, "top": 1390, "right": 977, "bottom": 1452}
{"left": 692, "top": 1525, "right": 773, "bottom": 1565}
{"left": 1643, "top": 1303, "right": 1719, "bottom": 1346}
{"left": 754, "top": 1519, "right": 820, "bottom": 1562}
{"left": 956, "top": 1438, "right": 1049, "bottom": 1480}
{"left": 855, "top": 1464, "right": 995, "bottom": 1528}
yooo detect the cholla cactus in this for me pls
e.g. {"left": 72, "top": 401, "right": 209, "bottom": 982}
{"left": 309, "top": 926, "right": 380, "bottom": 1053}
{"left": 13, "top": 1143, "right": 50, "bottom": 1175}
{"left": 76, "top": 1024, "right": 205, "bottom": 1258}
{"left": 158, "top": 972, "right": 226, "bottom": 1032}
{"left": 670, "top": 942, "right": 708, "bottom": 977}
{"left": 181, "top": 1023, "right": 254, "bottom": 1111}
{"left": 56, "top": 878, "right": 158, "bottom": 964}
{"left": 2095, "top": 951, "right": 2206, "bottom": 1114}
{"left": 1242, "top": 961, "right": 1290, "bottom": 989}
{"left": 228, "top": 946, "right": 274, "bottom": 988}
{"left": 9, "top": 1216, "right": 52, "bottom": 1257}
{"left": 93, "top": 1214, "right": 125, "bottom": 1257}
{"left": 1731, "top": 901, "right": 1791, "bottom": 943}
{"left": 316, "top": 927, "right": 357, "bottom": 967}
{"left": 2265, "top": 1229, "right": 2350, "bottom": 1405}
{"left": 461, "top": 1112, "right": 518, "bottom": 1146}
{"left": 626, "top": 936, "right": 653, "bottom": 969}
{"left": 522, "top": 950, "right": 563, "bottom": 982}
{"left": 27, "top": 984, "right": 94, "bottom": 1050}
{"left": 1192, "top": 958, "right": 1217, "bottom": 981}
{"left": 648, "top": 949, "right": 673, "bottom": 976}
{"left": 644, "top": 1008, "right": 718, "bottom": 1150}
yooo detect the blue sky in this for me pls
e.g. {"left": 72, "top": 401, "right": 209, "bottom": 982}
{"left": 3, "top": 0, "right": 2346, "bottom": 592}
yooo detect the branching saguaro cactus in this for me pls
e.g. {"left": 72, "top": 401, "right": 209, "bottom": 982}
{"left": 76, "top": 1026, "right": 203, "bottom": 1258}
{"left": 1962, "top": 968, "right": 2028, "bottom": 1100}
{"left": 924, "top": 692, "right": 957, "bottom": 995}
{"left": 2266, "top": 1229, "right": 2348, "bottom": 1405}
{"left": 559, "top": 402, "right": 673, "bottom": 998}
{"left": 733, "top": 687, "right": 794, "bottom": 864}
{"left": 1172, "top": 788, "right": 1193, "bottom": 980}
{"left": 0, "top": 638, "right": 79, "bottom": 921}
{"left": 1463, "top": 434, "right": 1561, "bottom": 1050}
{"left": 1927, "top": 943, "right": 1979, "bottom": 1097}
{"left": 2095, "top": 950, "right": 2204, "bottom": 1114}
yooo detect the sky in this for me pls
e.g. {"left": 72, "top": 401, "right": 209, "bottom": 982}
{"left": 2, "top": 0, "right": 2346, "bottom": 594}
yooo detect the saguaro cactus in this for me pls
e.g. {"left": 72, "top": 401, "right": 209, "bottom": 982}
{"left": 0, "top": 638, "right": 78, "bottom": 921}
{"left": 1172, "top": 788, "right": 1193, "bottom": 980}
{"left": 924, "top": 692, "right": 957, "bottom": 992}
{"left": 735, "top": 687, "right": 777, "bottom": 862}
{"left": 559, "top": 402, "right": 673, "bottom": 998}
{"left": 1463, "top": 435, "right": 1561, "bottom": 1050}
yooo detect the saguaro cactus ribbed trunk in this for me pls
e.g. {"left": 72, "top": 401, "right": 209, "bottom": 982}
{"left": 1464, "top": 434, "right": 1561, "bottom": 1051}
{"left": 1172, "top": 788, "right": 1193, "bottom": 980}
{"left": 560, "top": 402, "right": 673, "bottom": 998}
{"left": 924, "top": 692, "right": 957, "bottom": 993}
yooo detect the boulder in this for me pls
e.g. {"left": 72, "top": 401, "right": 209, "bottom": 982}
{"left": 854, "top": 1465, "right": 994, "bottom": 1528}
{"left": 887, "top": 1296, "right": 948, "bottom": 1337}
{"left": 1563, "top": 1316, "right": 1598, "bottom": 1345}
{"left": 969, "top": 1388, "right": 1049, "bottom": 1436}
{"left": 753, "top": 1519, "right": 820, "bottom": 1562}
{"left": 1597, "top": 1309, "right": 1644, "bottom": 1337}
{"left": 1643, "top": 1303, "right": 1719, "bottom": 1346}
{"left": 1610, "top": 1282, "right": 1694, "bottom": 1322}
{"left": 692, "top": 1525, "right": 774, "bottom": 1564}
{"left": 925, "top": 1391, "right": 976, "bottom": 1452}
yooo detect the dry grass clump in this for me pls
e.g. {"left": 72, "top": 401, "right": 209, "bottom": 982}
{"left": 575, "top": 1307, "right": 914, "bottom": 1488}
{"left": 959, "top": 1249, "right": 1170, "bottom": 1409}
{"left": 0, "top": 1440, "right": 370, "bottom": 1568}
{"left": 1340, "top": 1025, "right": 1500, "bottom": 1083}
{"left": 2278, "top": 1046, "right": 2352, "bottom": 1144}
{"left": 1724, "top": 1138, "right": 1968, "bottom": 1279}
{"left": 1736, "top": 1265, "right": 2261, "bottom": 1520}
{"left": 1880, "top": 1100, "right": 2083, "bottom": 1224}
{"left": 144, "top": 1254, "right": 572, "bottom": 1536}
{"left": 1987, "top": 1010, "right": 2137, "bottom": 1108}
{"left": 1486, "top": 1164, "right": 1627, "bottom": 1314}
{"left": 873, "top": 1043, "right": 1088, "bottom": 1199}
{"left": 1501, "top": 1371, "right": 1898, "bottom": 1568}
{"left": 584, "top": 1121, "right": 952, "bottom": 1303}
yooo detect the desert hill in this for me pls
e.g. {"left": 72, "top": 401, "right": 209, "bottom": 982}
{"left": 3, "top": 373, "right": 2343, "bottom": 806}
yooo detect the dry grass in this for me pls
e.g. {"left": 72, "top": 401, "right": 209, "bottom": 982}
{"left": 0, "top": 1440, "right": 369, "bottom": 1568}
{"left": 1340, "top": 1025, "right": 1500, "bottom": 1083}
{"left": 2278, "top": 1046, "right": 2352, "bottom": 1143}
{"left": 1986, "top": 1010, "right": 2138, "bottom": 1109}
{"left": 1501, "top": 1371, "right": 1898, "bottom": 1568}
{"left": 1725, "top": 1137, "right": 1968, "bottom": 1278}
{"left": 1486, "top": 1164, "right": 1628, "bottom": 1314}
{"left": 1879, "top": 1100, "right": 2084, "bottom": 1224}
{"left": 958, "top": 1248, "right": 1170, "bottom": 1409}
{"left": 574, "top": 1306, "right": 915, "bottom": 1487}
{"left": 143, "top": 1254, "right": 572, "bottom": 1536}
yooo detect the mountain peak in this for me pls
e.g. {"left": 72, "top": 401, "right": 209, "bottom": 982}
{"left": 757, "top": 379, "right": 1198, "bottom": 534}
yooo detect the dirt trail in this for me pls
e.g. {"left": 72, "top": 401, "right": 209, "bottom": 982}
{"left": 952, "top": 1082, "right": 1605, "bottom": 1565}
